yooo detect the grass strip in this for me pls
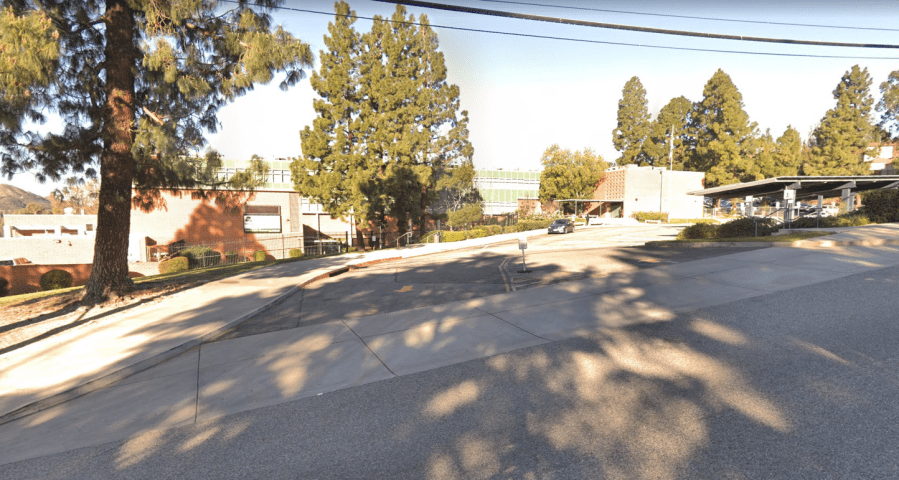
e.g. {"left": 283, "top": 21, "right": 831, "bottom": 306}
{"left": 650, "top": 231, "right": 834, "bottom": 245}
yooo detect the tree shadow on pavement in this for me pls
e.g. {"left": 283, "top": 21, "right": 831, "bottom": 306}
{"left": 4, "top": 256, "right": 898, "bottom": 479}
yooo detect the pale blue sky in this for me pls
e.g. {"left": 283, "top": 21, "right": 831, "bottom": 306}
{"left": 12, "top": 0, "right": 899, "bottom": 196}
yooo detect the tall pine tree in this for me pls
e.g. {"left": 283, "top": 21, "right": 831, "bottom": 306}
{"left": 0, "top": 0, "right": 312, "bottom": 302}
{"left": 295, "top": 1, "right": 364, "bottom": 219}
{"left": 878, "top": 69, "right": 899, "bottom": 139}
{"left": 296, "top": 3, "right": 471, "bottom": 235}
{"left": 643, "top": 96, "right": 692, "bottom": 169}
{"left": 805, "top": 65, "right": 875, "bottom": 176}
{"left": 687, "top": 69, "right": 759, "bottom": 187}
{"left": 612, "top": 76, "right": 650, "bottom": 166}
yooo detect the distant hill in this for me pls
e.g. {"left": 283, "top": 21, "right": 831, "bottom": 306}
{"left": 0, "top": 184, "right": 52, "bottom": 213}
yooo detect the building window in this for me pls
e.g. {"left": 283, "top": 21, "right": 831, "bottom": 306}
{"left": 244, "top": 205, "right": 282, "bottom": 233}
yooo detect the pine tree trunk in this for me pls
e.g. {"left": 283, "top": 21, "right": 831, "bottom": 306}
{"left": 83, "top": 0, "right": 136, "bottom": 303}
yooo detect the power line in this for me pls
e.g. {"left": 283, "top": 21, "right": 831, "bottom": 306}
{"left": 479, "top": 0, "right": 899, "bottom": 33}
{"left": 218, "top": 1, "right": 898, "bottom": 60}
{"left": 374, "top": 0, "right": 899, "bottom": 49}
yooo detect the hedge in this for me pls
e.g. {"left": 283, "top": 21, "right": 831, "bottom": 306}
{"left": 39, "top": 269, "right": 74, "bottom": 291}
{"left": 159, "top": 256, "right": 189, "bottom": 274}
{"left": 677, "top": 217, "right": 779, "bottom": 240}
{"left": 633, "top": 211, "right": 669, "bottom": 222}
{"left": 861, "top": 189, "right": 899, "bottom": 223}
{"left": 253, "top": 250, "right": 267, "bottom": 262}
{"left": 677, "top": 223, "right": 718, "bottom": 240}
{"left": 178, "top": 246, "right": 221, "bottom": 269}
{"left": 289, "top": 248, "right": 303, "bottom": 258}
{"left": 224, "top": 251, "right": 242, "bottom": 264}
{"left": 788, "top": 213, "right": 871, "bottom": 229}
{"left": 716, "top": 217, "right": 780, "bottom": 238}
{"left": 670, "top": 218, "right": 717, "bottom": 225}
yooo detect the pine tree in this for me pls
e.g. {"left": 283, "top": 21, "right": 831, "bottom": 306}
{"left": 687, "top": 69, "right": 759, "bottom": 187}
{"left": 643, "top": 96, "right": 692, "bottom": 169}
{"left": 612, "top": 76, "right": 651, "bottom": 166}
{"left": 0, "top": 1, "right": 312, "bottom": 302}
{"left": 877, "top": 69, "right": 899, "bottom": 139}
{"left": 805, "top": 65, "right": 875, "bottom": 176}
{"left": 295, "top": 1, "right": 364, "bottom": 218}
{"left": 538, "top": 144, "right": 607, "bottom": 213}
{"left": 298, "top": 3, "right": 471, "bottom": 235}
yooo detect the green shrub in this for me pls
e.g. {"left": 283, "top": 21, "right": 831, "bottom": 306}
{"left": 178, "top": 246, "right": 221, "bottom": 269}
{"left": 789, "top": 213, "right": 871, "bottom": 229}
{"left": 441, "top": 230, "right": 468, "bottom": 242}
{"left": 158, "top": 256, "right": 189, "bottom": 274}
{"left": 716, "top": 217, "right": 779, "bottom": 238}
{"left": 0, "top": 277, "right": 9, "bottom": 297}
{"left": 289, "top": 248, "right": 303, "bottom": 258}
{"left": 39, "top": 269, "right": 73, "bottom": 291}
{"left": 677, "top": 223, "right": 718, "bottom": 240}
{"left": 861, "top": 189, "right": 899, "bottom": 223}
{"left": 253, "top": 250, "right": 267, "bottom": 262}
{"left": 474, "top": 225, "right": 502, "bottom": 236}
{"left": 224, "top": 251, "right": 242, "bottom": 263}
{"left": 516, "top": 218, "right": 554, "bottom": 231}
{"left": 633, "top": 211, "right": 669, "bottom": 222}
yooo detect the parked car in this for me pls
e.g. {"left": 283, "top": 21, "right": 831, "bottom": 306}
{"left": 548, "top": 218, "right": 575, "bottom": 234}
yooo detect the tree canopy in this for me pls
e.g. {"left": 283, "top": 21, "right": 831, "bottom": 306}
{"left": 643, "top": 96, "right": 693, "bottom": 169}
{"left": 805, "top": 65, "right": 876, "bottom": 176}
{"left": 611, "top": 76, "right": 650, "bottom": 166}
{"left": 0, "top": 0, "right": 313, "bottom": 301}
{"left": 687, "top": 69, "right": 759, "bottom": 187}
{"left": 538, "top": 144, "right": 607, "bottom": 214}
{"left": 295, "top": 2, "right": 472, "bottom": 235}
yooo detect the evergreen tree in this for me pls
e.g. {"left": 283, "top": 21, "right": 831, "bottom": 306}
{"left": 877, "top": 69, "right": 899, "bottom": 139}
{"left": 643, "top": 96, "right": 692, "bottom": 169}
{"left": 295, "top": 1, "right": 364, "bottom": 218}
{"left": 772, "top": 126, "right": 803, "bottom": 177}
{"left": 611, "top": 76, "right": 651, "bottom": 166}
{"left": 1, "top": 1, "right": 312, "bottom": 302}
{"left": 297, "top": 3, "right": 471, "bottom": 235}
{"left": 687, "top": 69, "right": 759, "bottom": 187}
{"left": 538, "top": 144, "right": 607, "bottom": 213}
{"left": 805, "top": 65, "right": 875, "bottom": 176}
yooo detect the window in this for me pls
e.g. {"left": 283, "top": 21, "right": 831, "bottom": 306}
{"left": 244, "top": 205, "right": 281, "bottom": 233}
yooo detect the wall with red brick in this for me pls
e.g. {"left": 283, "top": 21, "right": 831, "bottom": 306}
{"left": 1, "top": 264, "right": 90, "bottom": 296}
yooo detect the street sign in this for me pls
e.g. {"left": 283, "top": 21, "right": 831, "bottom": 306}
{"left": 784, "top": 189, "right": 795, "bottom": 201}
{"left": 518, "top": 235, "right": 527, "bottom": 250}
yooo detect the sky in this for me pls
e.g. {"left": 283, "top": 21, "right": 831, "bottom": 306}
{"left": 10, "top": 0, "right": 899, "bottom": 196}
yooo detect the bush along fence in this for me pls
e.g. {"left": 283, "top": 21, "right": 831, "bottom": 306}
{"left": 422, "top": 218, "right": 557, "bottom": 244}
{"left": 147, "top": 232, "right": 358, "bottom": 274}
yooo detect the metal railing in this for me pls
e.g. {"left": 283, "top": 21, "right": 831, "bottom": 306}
{"left": 147, "top": 233, "right": 307, "bottom": 267}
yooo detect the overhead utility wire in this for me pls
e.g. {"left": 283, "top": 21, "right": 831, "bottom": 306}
{"left": 372, "top": 0, "right": 899, "bottom": 49}
{"left": 479, "top": 0, "right": 899, "bottom": 33}
{"left": 219, "top": 1, "right": 897, "bottom": 59}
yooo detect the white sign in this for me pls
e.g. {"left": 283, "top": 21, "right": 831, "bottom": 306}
{"left": 518, "top": 235, "right": 527, "bottom": 250}
{"left": 783, "top": 189, "right": 796, "bottom": 201}
{"left": 244, "top": 214, "right": 281, "bottom": 233}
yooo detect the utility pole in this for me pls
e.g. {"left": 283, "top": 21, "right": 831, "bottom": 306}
{"left": 665, "top": 124, "right": 674, "bottom": 214}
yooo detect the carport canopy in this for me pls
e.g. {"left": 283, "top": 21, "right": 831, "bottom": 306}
{"left": 688, "top": 175, "right": 899, "bottom": 201}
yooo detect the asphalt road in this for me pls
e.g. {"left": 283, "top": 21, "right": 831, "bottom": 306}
{"left": 212, "top": 226, "right": 767, "bottom": 342}
{"left": 5, "top": 262, "right": 898, "bottom": 479}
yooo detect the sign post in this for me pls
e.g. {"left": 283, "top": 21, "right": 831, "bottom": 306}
{"left": 518, "top": 235, "right": 530, "bottom": 273}
{"left": 784, "top": 188, "right": 796, "bottom": 227}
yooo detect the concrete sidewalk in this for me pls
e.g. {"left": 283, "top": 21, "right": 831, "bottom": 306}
{"left": 0, "top": 228, "right": 547, "bottom": 425}
{"left": 2, "top": 224, "right": 899, "bottom": 465}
